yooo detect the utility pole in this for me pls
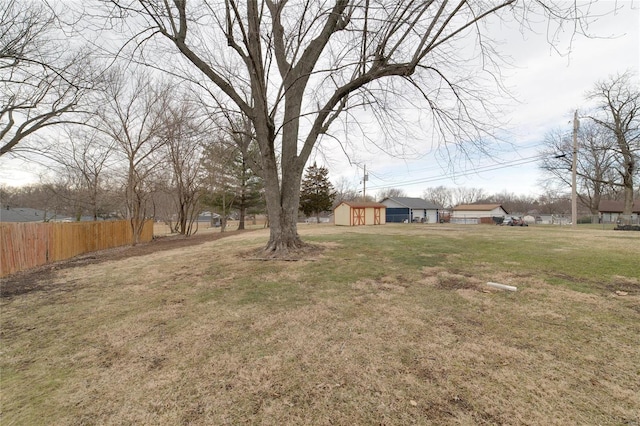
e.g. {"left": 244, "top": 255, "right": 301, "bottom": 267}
{"left": 362, "top": 164, "right": 368, "bottom": 201}
{"left": 571, "top": 110, "right": 579, "bottom": 228}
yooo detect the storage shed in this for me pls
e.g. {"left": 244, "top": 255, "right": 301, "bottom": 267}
{"left": 334, "top": 201, "right": 386, "bottom": 226}
{"left": 380, "top": 197, "right": 442, "bottom": 223}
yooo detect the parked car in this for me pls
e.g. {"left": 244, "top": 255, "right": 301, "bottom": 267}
{"left": 503, "top": 216, "right": 528, "bottom": 226}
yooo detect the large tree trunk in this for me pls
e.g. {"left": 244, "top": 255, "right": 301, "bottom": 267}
{"left": 238, "top": 167, "right": 246, "bottom": 230}
{"left": 264, "top": 206, "right": 305, "bottom": 254}
{"left": 618, "top": 131, "right": 635, "bottom": 224}
{"left": 260, "top": 149, "right": 306, "bottom": 255}
{"left": 622, "top": 186, "right": 634, "bottom": 213}
{"left": 621, "top": 169, "right": 634, "bottom": 224}
{"left": 262, "top": 181, "right": 306, "bottom": 254}
{"left": 622, "top": 157, "right": 635, "bottom": 213}
{"left": 238, "top": 205, "right": 246, "bottom": 230}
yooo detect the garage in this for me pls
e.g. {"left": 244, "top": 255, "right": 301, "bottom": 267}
{"left": 380, "top": 197, "right": 442, "bottom": 223}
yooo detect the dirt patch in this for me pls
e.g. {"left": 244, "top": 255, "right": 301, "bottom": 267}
{"left": 0, "top": 229, "right": 254, "bottom": 299}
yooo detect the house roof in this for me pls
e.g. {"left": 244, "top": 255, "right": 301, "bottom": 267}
{"left": 0, "top": 207, "right": 105, "bottom": 223}
{"left": 336, "top": 201, "right": 386, "bottom": 209}
{"left": 598, "top": 200, "right": 640, "bottom": 213}
{"left": 0, "top": 207, "right": 48, "bottom": 223}
{"left": 453, "top": 204, "right": 507, "bottom": 213}
{"left": 199, "top": 211, "right": 222, "bottom": 217}
{"left": 197, "top": 211, "right": 222, "bottom": 220}
{"left": 381, "top": 197, "right": 442, "bottom": 210}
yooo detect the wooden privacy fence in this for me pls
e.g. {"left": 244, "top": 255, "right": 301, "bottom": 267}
{"left": 1, "top": 220, "right": 153, "bottom": 277}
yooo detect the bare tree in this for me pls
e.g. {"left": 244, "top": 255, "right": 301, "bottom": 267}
{"left": 452, "top": 187, "right": 488, "bottom": 206}
{"left": 149, "top": 178, "right": 179, "bottom": 231}
{"left": 536, "top": 185, "right": 571, "bottom": 216}
{"left": 94, "top": 67, "right": 168, "bottom": 244}
{"left": 162, "top": 99, "right": 207, "bottom": 235}
{"left": 587, "top": 72, "right": 639, "bottom": 220}
{"left": 423, "top": 186, "right": 454, "bottom": 209}
{"left": 0, "top": 183, "right": 64, "bottom": 219}
{"left": 540, "top": 122, "right": 619, "bottom": 214}
{"left": 45, "top": 126, "right": 117, "bottom": 220}
{"left": 333, "top": 177, "right": 360, "bottom": 205}
{"left": 422, "top": 185, "right": 486, "bottom": 208}
{"left": 0, "top": 0, "right": 91, "bottom": 156}
{"left": 479, "top": 191, "right": 538, "bottom": 215}
{"left": 101, "top": 0, "right": 598, "bottom": 254}
{"left": 377, "top": 188, "right": 407, "bottom": 201}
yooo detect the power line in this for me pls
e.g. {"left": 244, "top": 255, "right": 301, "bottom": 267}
{"left": 365, "top": 153, "right": 544, "bottom": 190}
{"left": 362, "top": 138, "right": 547, "bottom": 183}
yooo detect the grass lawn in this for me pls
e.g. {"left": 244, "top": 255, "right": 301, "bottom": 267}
{"left": 1, "top": 224, "right": 638, "bottom": 425}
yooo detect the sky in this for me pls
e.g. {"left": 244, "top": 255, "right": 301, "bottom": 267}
{"left": 315, "top": 1, "right": 640, "bottom": 199}
{"left": 1, "top": 1, "right": 638, "bottom": 199}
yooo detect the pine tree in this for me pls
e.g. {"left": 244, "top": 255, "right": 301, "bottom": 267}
{"left": 299, "top": 163, "right": 336, "bottom": 223}
{"left": 229, "top": 149, "right": 264, "bottom": 230}
{"left": 201, "top": 139, "right": 265, "bottom": 231}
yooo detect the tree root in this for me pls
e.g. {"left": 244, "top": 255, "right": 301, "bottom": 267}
{"left": 242, "top": 239, "right": 323, "bottom": 261}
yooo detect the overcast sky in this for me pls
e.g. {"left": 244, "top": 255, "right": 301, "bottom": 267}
{"left": 1, "top": 1, "right": 638, "bottom": 199}
{"left": 318, "top": 1, "right": 640, "bottom": 199}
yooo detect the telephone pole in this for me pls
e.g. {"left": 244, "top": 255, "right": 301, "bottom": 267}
{"left": 571, "top": 110, "right": 579, "bottom": 227}
{"left": 362, "top": 164, "right": 368, "bottom": 201}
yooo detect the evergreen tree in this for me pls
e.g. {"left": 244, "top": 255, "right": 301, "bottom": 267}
{"left": 229, "top": 148, "right": 264, "bottom": 230}
{"left": 201, "top": 138, "right": 265, "bottom": 231}
{"left": 299, "top": 163, "right": 336, "bottom": 223}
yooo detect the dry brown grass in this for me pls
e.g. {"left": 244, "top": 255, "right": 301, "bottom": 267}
{"left": 1, "top": 224, "right": 639, "bottom": 425}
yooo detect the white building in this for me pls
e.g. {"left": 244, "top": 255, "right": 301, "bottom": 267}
{"left": 451, "top": 204, "right": 508, "bottom": 224}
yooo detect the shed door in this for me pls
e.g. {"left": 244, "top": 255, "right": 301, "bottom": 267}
{"left": 352, "top": 208, "right": 365, "bottom": 226}
{"left": 374, "top": 208, "right": 381, "bottom": 225}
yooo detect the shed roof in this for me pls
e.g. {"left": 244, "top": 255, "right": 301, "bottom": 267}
{"left": 381, "top": 197, "right": 442, "bottom": 209}
{"left": 453, "top": 204, "right": 506, "bottom": 212}
{"left": 598, "top": 200, "right": 640, "bottom": 213}
{"left": 336, "top": 201, "right": 386, "bottom": 209}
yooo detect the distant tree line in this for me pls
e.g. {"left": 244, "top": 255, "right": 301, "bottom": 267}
{"left": 420, "top": 186, "right": 579, "bottom": 216}
{"left": 328, "top": 181, "right": 634, "bottom": 218}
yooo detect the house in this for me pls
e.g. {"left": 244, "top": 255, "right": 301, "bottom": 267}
{"left": 451, "top": 204, "right": 508, "bottom": 224}
{"left": 304, "top": 215, "right": 332, "bottom": 224}
{"left": 1, "top": 206, "right": 111, "bottom": 223}
{"left": 380, "top": 197, "right": 442, "bottom": 223}
{"left": 598, "top": 200, "right": 640, "bottom": 223}
{"left": 334, "top": 201, "right": 386, "bottom": 226}
{"left": 197, "top": 211, "right": 222, "bottom": 227}
{"left": 0, "top": 206, "right": 48, "bottom": 223}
